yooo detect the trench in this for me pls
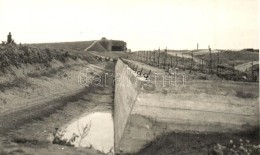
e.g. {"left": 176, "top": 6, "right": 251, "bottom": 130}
{"left": 0, "top": 62, "right": 117, "bottom": 155}
{"left": 52, "top": 62, "right": 116, "bottom": 154}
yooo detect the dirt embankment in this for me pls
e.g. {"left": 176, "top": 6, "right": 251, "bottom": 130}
{"left": 0, "top": 43, "right": 116, "bottom": 154}
{"left": 0, "top": 62, "right": 116, "bottom": 155}
{"left": 0, "top": 44, "right": 90, "bottom": 115}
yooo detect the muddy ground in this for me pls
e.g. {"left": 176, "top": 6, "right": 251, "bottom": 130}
{"left": 0, "top": 61, "right": 115, "bottom": 155}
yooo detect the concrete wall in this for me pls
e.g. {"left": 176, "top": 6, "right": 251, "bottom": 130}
{"left": 114, "top": 59, "right": 259, "bottom": 154}
{"left": 114, "top": 60, "right": 142, "bottom": 150}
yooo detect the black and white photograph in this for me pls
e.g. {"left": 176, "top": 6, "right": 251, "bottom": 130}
{"left": 0, "top": 0, "right": 259, "bottom": 154}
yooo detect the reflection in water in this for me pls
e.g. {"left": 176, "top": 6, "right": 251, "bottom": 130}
{"left": 61, "top": 112, "right": 114, "bottom": 154}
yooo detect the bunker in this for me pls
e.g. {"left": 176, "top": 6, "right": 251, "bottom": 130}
{"left": 85, "top": 37, "right": 127, "bottom": 52}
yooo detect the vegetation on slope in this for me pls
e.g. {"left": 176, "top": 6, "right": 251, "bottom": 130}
{"left": 0, "top": 44, "right": 78, "bottom": 70}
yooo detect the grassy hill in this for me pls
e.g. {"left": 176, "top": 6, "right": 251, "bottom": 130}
{"left": 0, "top": 43, "right": 79, "bottom": 69}
{"left": 31, "top": 41, "right": 94, "bottom": 53}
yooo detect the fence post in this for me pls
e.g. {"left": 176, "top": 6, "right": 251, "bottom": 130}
{"left": 158, "top": 48, "right": 160, "bottom": 67}
{"left": 143, "top": 51, "right": 145, "bottom": 62}
{"left": 148, "top": 51, "right": 150, "bottom": 63}
{"left": 153, "top": 51, "right": 156, "bottom": 66}
{"left": 217, "top": 51, "right": 219, "bottom": 74}
{"left": 201, "top": 59, "right": 204, "bottom": 71}
{"left": 176, "top": 53, "right": 178, "bottom": 67}
{"left": 251, "top": 61, "right": 254, "bottom": 81}
{"left": 146, "top": 51, "right": 148, "bottom": 62}
{"left": 233, "top": 64, "right": 235, "bottom": 75}
{"left": 171, "top": 56, "right": 173, "bottom": 68}
{"left": 149, "top": 51, "right": 151, "bottom": 64}
{"left": 164, "top": 47, "right": 167, "bottom": 69}
{"left": 191, "top": 51, "right": 194, "bottom": 70}
{"left": 140, "top": 51, "right": 142, "bottom": 61}
{"left": 209, "top": 45, "right": 212, "bottom": 73}
{"left": 182, "top": 53, "right": 184, "bottom": 70}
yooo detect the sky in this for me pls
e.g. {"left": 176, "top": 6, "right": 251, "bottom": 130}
{"left": 0, "top": 0, "right": 259, "bottom": 50}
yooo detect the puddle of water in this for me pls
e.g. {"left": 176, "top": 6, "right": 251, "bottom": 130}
{"left": 61, "top": 112, "right": 114, "bottom": 154}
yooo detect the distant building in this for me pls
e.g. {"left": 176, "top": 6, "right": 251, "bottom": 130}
{"left": 85, "top": 37, "right": 127, "bottom": 52}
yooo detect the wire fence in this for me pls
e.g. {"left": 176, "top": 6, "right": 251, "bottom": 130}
{"left": 125, "top": 49, "right": 259, "bottom": 82}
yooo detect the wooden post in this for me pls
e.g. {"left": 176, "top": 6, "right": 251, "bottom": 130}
{"left": 171, "top": 56, "right": 173, "bottom": 68}
{"left": 158, "top": 48, "right": 160, "bottom": 67}
{"left": 143, "top": 51, "right": 145, "bottom": 62}
{"left": 148, "top": 51, "right": 150, "bottom": 63}
{"left": 154, "top": 51, "right": 156, "bottom": 66}
{"left": 252, "top": 61, "right": 254, "bottom": 81}
{"left": 209, "top": 45, "right": 212, "bottom": 73}
{"left": 144, "top": 51, "right": 146, "bottom": 62}
{"left": 176, "top": 53, "right": 178, "bottom": 67}
{"left": 233, "top": 64, "right": 235, "bottom": 75}
{"left": 147, "top": 51, "right": 149, "bottom": 62}
{"left": 163, "top": 47, "right": 167, "bottom": 69}
{"left": 191, "top": 51, "right": 194, "bottom": 70}
{"left": 201, "top": 59, "right": 204, "bottom": 71}
{"left": 217, "top": 52, "right": 219, "bottom": 74}
{"left": 149, "top": 51, "right": 151, "bottom": 63}
{"left": 146, "top": 51, "right": 149, "bottom": 63}
{"left": 182, "top": 53, "right": 184, "bottom": 70}
{"left": 150, "top": 51, "right": 152, "bottom": 64}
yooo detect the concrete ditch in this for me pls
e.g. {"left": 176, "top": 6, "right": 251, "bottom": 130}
{"left": 114, "top": 59, "right": 259, "bottom": 154}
